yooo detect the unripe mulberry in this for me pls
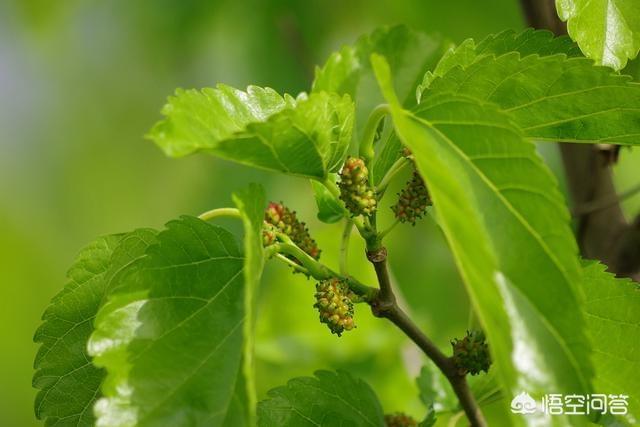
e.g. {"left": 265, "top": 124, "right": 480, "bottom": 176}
{"left": 392, "top": 171, "right": 431, "bottom": 225}
{"left": 314, "top": 278, "right": 355, "bottom": 336}
{"left": 451, "top": 330, "right": 491, "bottom": 376}
{"left": 338, "top": 156, "right": 377, "bottom": 216}
{"left": 384, "top": 413, "right": 418, "bottom": 427}
{"left": 262, "top": 223, "right": 277, "bottom": 247}
{"left": 264, "top": 201, "right": 320, "bottom": 259}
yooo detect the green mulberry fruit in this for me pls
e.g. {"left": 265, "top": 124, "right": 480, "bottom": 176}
{"left": 451, "top": 330, "right": 491, "bottom": 376}
{"left": 262, "top": 223, "right": 277, "bottom": 247}
{"left": 338, "top": 156, "right": 377, "bottom": 216}
{"left": 264, "top": 201, "right": 320, "bottom": 259}
{"left": 384, "top": 413, "right": 418, "bottom": 427}
{"left": 392, "top": 171, "right": 431, "bottom": 225}
{"left": 314, "top": 278, "right": 355, "bottom": 336}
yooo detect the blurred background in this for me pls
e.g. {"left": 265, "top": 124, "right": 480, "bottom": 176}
{"left": 2, "top": 1, "right": 639, "bottom": 425}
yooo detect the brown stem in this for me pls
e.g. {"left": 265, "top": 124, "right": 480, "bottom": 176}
{"left": 367, "top": 247, "right": 487, "bottom": 427}
{"left": 572, "top": 183, "right": 640, "bottom": 216}
{"left": 520, "top": 0, "right": 640, "bottom": 280}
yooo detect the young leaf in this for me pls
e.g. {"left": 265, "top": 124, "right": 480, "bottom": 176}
{"left": 311, "top": 177, "right": 347, "bottom": 224}
{"left": 418, "top": 29, "right": 582, "bottom": 97}
{"left": 418, "top": 410, "right": 436, "bottom": 427}
{"left": 556, "top": 0, "right": 640, "bottom": 70}
{"left": 232, "top": 183, "right": 267, "bottom": 425}
{"left": 423, "top": 44, "right": 640, "bottom": 145}
{"left": 312, "top": 25, "right": 452, "bottom": 183}
{"left": 257, "top": 370, "right": 385, "bottom": 427}
{"left": 149, "top": 86, "right": 353, "bottom": 179}
{"left": 415, "top": 365, "right": 445, "bottom": 427}
{"left": 313, "top": 25, "right": 450, "bottom": 111}
{"left": 373, "top": 54, "right": 592, "bottom": 425}
{"left": 475, "top": 28, "right": 582, "bottom": 58}
{"left": 582, "top": 260, "right": 640, "bottom": 423}
{"left": 33, "top": 229, "right": 156, "bottom": 427}
{"left": 416, "top": 362, "right": 504, "bottom": 422}
{"left": 88, "top": 216, "right": 245, "bottom": 426}
{"left": 416, "top": 365, "right": 457, "bottom": 413}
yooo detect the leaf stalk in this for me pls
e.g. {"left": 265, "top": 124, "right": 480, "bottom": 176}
{"left": 376, "top": 156, "right": 411, "bottom": 195}
{"left": 359, "top": 104, "right": 390, "bottom": 167}
{"left": 198, "top": 207, "right": 241, "bottom": 221}
{"left": 340, "top": 220, "right": 353, "bottom": 276}
{"left": 270, "top": 240, "right": 377, "bottom": 302}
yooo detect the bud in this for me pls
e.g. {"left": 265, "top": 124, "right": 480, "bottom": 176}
{"left": 314, "top": 278, "right": 355, "bottom": 336}
{"left": 384, "top": 413, "right": 418, "bottom": 427}
{"left": 392, "top": 171, "right": 431, "bottom": 225}
{"left": 338, "top": 156, "right": 377, "bottom": 216}
{"left": 451, "top": 330, "right": 491, "bottom": 376}
{"left": 264, "top": 202, "right": 320, "bottom": 259}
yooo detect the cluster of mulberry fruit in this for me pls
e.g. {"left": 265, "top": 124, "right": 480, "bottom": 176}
{"left": 384, "top": 413, "right": 418, "bottom": 427}
{"left": 451, "top": 330, "right": 491, "bottom": 376}
{"left": 392, "top": 171, "right": 431, "bottom": 225}
{"left": 313, "top": 278, "right": 355, "bottom": 336}
{"left": 263, "top": 201, "right": 320, "bottom": 260}
{"left": 338, "top": 156, "right": 377, "bottom": 217}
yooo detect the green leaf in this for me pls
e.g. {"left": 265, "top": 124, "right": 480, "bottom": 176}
{"left": 313, "top": 25, "right": 450, "bottom": 111}
{"left": 33, "top": 230, "right": 156, "bottom": 427}
{"left": 311, "top": 176, "right": 347, "bottom": 223}
{"left": 415, "top": 365, "right": 446, "bottom": 427}
{"left": 418, "top": 29, "right": 582, "bottom": 97}
{"left": 221, "top": 372, "right": 250, "bottom": 427}
{"left": 418, "top": 411, "right": 436, "bottom": 427}
{"left": 623, "top": 56, "right": 640, "bottom": 80}
{"left": 475, "top": 28, "right": 582, "bottom": 57}
{"left": 33, "top": 236, "right": 118, "bottom": 426}
{"left": 257, "top": 370, "right": 385, "bottom": 426}
{"left": 232, "top": 183, "right": 267, "bottom": 426}
{"left": 373, "top": 54, "right": 592, "bottom": 425}
{"left": 556, "top": 0, "right": 640, "bottom": 70}
{"left": 88, "top": 216, "right": 246, "bottom": 426}
{"left": 313, "top": 25, "right": 451, "bottom": 183}
{"left": 416, "top": 365, "right": 457, "bottom": 413}
{"left": 582, "top": 260, "right": 640, "bottom": 424}
{"left": 149, "top": 86, "right": 353, "bottom": 179}
{"left": 416, "top": 363, "right": 503, "bottom": 418}
{"left": 422, "top": 40, "right": 640, "bottom": 145}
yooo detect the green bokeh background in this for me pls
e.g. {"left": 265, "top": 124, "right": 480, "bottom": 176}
{"left": 2, "top": 1, "right": 639, "bottom": 426}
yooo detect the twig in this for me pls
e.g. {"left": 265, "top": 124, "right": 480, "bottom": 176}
{"left": 340, "top": 220, "right": 353, "bottom": 276}
{"left": 366, "top": 246, "right": 487, "bottom": 427}
{"left": 572, "top": 182, "right": 640, "bottom": 216}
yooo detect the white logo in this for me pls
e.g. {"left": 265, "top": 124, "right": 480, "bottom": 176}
{"left": 511, "top": 392, "right": 537, "bottom": 414}
{"left": 510, "top": 392, "right": 629, "bottom": 416}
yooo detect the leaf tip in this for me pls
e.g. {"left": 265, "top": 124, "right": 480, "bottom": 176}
{"left": 370, "top": 53, "right": 400, "bottom": 108}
